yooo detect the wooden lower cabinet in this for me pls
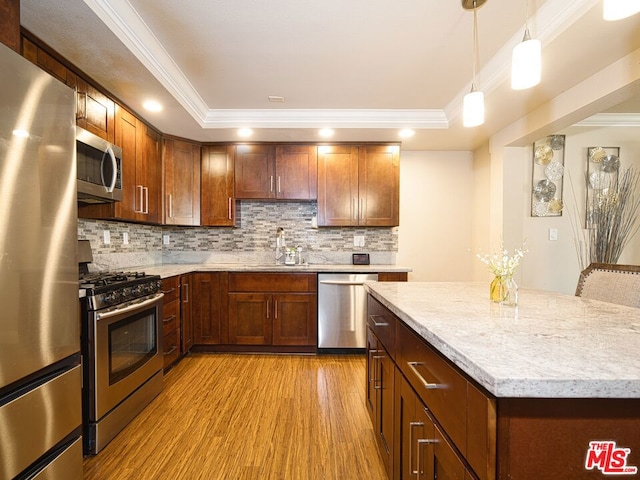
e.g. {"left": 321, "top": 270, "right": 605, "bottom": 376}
{"left": 162, "top": 276, "right": 181, "bottom": 370}
{"left": 190, "top": 272, "right": 223, "bottom": 346}
{"left": 395, "top": 371, "right": 474, "bottom": 480}
{"left": 367, "top": 326, "right": 395, "bottom": 479}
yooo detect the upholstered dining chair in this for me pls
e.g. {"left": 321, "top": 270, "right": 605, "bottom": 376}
{"left": 575, "top": 263, "right": 640, "bottom": 308}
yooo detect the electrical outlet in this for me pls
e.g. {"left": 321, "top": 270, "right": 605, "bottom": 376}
{"left": 163, "top": 234, "right": 170, "bottom": 245}
{"left": 354, "top": 235, "right": 365, "bottom": 247}
{"left": 549, "top": 228, "right": 558, "bottom": 241}
{"left": 103, "top": 230, "right": 110, "bottom": 245}
{"left": 122, "top": 232, "right": 129, "bottom": 245}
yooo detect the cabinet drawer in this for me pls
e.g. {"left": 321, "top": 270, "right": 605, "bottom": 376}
{"left": 367, "top": 296, "right": 396, "bottom": 358}
{"left": 398, "top": 322, "right": 467, "bottom": 457}
{"left": 162, "top": 276, "right": 180, "bottom": 303}
{"left": 162, "top": 299, "right": 179, "bottom": 336}
{"left": 163, "top": 328, "right": 180, "bottom": 368}
{"left": 228, "top": 272, "right": 317, "bottom": 293}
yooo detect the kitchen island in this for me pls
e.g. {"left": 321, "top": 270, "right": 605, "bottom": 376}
{"left": 364, "top": 282, "right": 640, "bottom": 479}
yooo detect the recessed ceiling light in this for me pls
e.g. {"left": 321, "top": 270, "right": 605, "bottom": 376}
{"left": 268, "top": 95, "right": 285, "bottom": 103}
{"left": 143, "top": 100, "right": 163, "bottom": 112}
{"left": 319, "top": 128, "right": 334, "bottom": 138}
{"left": 399, "top": 129, "right": 415, "bottom": 138}
{"left": 238, "top": 128, "right": 253, "bottom": 137}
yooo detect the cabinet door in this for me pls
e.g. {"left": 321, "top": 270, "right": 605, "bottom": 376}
{"left": 76, "top": 76, "right": 115, "bottom": 142}
{"left": 164, "top": 139, "right": 201, "bottom": 226}
{"left": 359, "top": 145, "right": 400, "bottom": 226}
{"left": 113, "top": 106, "right": 139, "bottom": 221}
{"left": 234, "top": 145, "right": 275, "bottom": 199}
{"left": 271, "top": 293, "right": 317, "bottom": 346}
{"left": 162, "top": 276, "right": 181, "bottom": 369}
{"left": 201, "top": 146, "right": 237, "bottom": 226}
{"left": 275, "top": 145, "right": 317, "bottom": 200}
{"left": 376, "top": 348, "right": 395, "bottom": 479}
{"left": 317, "top": 146, "right": 359, "bottom": 226}
{"left": 181, "top": 274, "right": 194, "bottom": 352}
{"left": 395, "top": 371, "right": 420, "bottom": 480}
{"left": 191, "top": 273, "right": 222, "bottom": 345}
{"left": 366, "top": 327, "right": 378, "bottom": 423}
{"left": 228, "top": 293, "right": 272, "bottom": 344}
{"left": 136, "top": 123, "right": 162, "bottom": 223}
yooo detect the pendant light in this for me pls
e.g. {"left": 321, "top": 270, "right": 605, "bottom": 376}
{"left": 603, "top": 0, "right": 640, "bottom": 20}
{"left": 462, "top": 0, "right": 486, "bottom": 128}
{"left": 511, "top": 0, "right": 541, "bottom": 90}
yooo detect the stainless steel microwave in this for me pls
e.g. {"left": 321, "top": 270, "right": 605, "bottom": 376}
{"left": 76, "top": 127, "right": 123, "bottom": 203}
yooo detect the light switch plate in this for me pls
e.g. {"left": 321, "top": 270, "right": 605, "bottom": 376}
{"left": 549, "top": 228, "right": 558, "bottom": 241}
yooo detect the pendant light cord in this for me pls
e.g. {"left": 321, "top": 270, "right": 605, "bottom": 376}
{"left": 472, "top": 1, "right": 479, "bottom": 88}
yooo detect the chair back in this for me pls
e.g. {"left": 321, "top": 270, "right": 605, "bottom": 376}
{"left": 575, "top": 263, "right": 640, "bottom": 308}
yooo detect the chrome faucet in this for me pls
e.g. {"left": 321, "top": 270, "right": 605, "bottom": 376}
{"left": 275, "top": 227, "right": 285, "bottom": 263}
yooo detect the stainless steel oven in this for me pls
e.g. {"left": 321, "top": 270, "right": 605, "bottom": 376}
{"left": 81, "top": 269, "right": 164, "bottom": 455}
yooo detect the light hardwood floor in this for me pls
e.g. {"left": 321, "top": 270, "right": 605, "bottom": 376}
{"left": 83, "top": 353, "right": 388, "bottom": 480}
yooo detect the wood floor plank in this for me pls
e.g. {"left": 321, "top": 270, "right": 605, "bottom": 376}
{"left": 83, "top": 354, "right": 388, "bottom": 480}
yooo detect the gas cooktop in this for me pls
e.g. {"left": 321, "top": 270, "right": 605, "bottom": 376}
{"left": 80, "top": 271, "right": 162, "bottom": 310}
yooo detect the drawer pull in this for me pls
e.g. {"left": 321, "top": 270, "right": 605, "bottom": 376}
{"left": 369, "top": 314, "right": 389, "bottom": 327}
{"left": 409, "top": 421, "right": 424, "bottom": 475}
{"left": 407, "top": 361, "right": 439, "bottom": 389}
{"left": 164, "top": 346, "right": 177, "bottom": 356}
{"left": 416, "top": 437, "right": 437, "bottom": 477}
{"left": 162, "top": 287, "right": 176, "bottom": 294}
{"left": 163, "top": 315, "right": 176, "bottom": 323}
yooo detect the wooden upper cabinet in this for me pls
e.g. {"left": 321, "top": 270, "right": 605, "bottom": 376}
{"left": 317, "top": 145, "right": 399, "bottom": 227}
{"left": 1, "top": 0, "right": 20, "bottom": 52}
{"left": 201, "top": 145, "right": 238, "bottom": 227}
{"left": 234, "top": 145, "right": 275, "bottom": 199}
{"left": 76, "top": 76, "right": 115, "bottom": 143}
{"left": 136, "top": 123, "right": 162, "bottom": 223}
{"left": 359, "top": 145, "right": 400, "bottom": 226}
{"left": 317, "top": 145, "right": 359, "bottom": 226}
{"left": 275, "top": 145, "right": 317, "bottom": 200}
{"left": 164, "top": 138, "right": 201, "bottom": 226}
{"left": 235, "top": 144, "right": 317, "bottom": 200}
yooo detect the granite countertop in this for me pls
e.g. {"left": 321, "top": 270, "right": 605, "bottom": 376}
{"left": 128, "top": 263, "right": 411, "bottom": 278}
{"left": 364, "top": 281, "right": 640, "bottom": 399}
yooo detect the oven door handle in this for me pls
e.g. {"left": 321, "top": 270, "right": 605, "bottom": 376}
{"left": 95, "top": 293, "right": 164, "bottom": 320}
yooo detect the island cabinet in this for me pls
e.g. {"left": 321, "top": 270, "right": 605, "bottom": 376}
{"left": 163, "top": 138, "right": 201, "bottom": 226}
{"left": 317, "top": 145, "right": 400, "bottom": 227}
{"left": 78, "top": 106, "right": 162, "bottom": 224}
{"left": 161, "top": 276, "right": 182, "bottom": 370}
{"left": 201, "top": 146, "right": 238, "bottom": 227}
{"left": 227, "top": 272, "right": 317, "bottom": 350}
{"left": 234, "top": 144, "right": 317, "bottom": 200}
{"left": 366, "top": 298, "right": 397, "bottom": 479}
{"left": 367, "top": 295, "right": 495, "bottom": 480}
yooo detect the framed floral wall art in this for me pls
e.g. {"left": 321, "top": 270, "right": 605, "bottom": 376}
{"left": 531, "top": 135, "right": 565, "bottom": 217}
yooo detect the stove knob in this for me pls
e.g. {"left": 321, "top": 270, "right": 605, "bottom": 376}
{"left": 104, "top": 292, "right": 116, "bottom": 305}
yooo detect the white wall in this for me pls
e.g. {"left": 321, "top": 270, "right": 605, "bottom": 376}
{"left": 397, "top": 151, "right": 474, "bottom": 282}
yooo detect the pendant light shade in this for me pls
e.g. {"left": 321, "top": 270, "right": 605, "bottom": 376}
{"left": 463, "top": 86, "right": 485, "bottom": 127}
{"left": 511, "top": 29, "right": 541, "bottom": 90}
{"left": 603, "top": 0, "right": 640, "bottom": 20}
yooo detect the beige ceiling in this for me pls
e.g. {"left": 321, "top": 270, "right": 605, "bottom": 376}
{"left": 19, "top": 0, "right": 640, "bottom": 150}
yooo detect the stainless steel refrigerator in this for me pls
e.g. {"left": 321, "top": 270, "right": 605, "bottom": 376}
{"left": 0, "top": 43, "right": 82, "bottom": 479}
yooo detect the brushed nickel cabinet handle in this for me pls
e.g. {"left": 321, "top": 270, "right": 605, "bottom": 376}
{"left": 407, "top": 362, "right": 439, "bottom": 389}
{"left": 228, "top": 197, "right": 232, "bottom": 220}
{"left": 409, "top": 421, "right": 424, "bottom": 475}
{"left": 270, "top": 175, "right": 274, "bottom": 193}
{"left": 135, "top": 185, "right": 144, "bottom": 213}
{"left": 182, "top": 283, "right": 189, "bottom": 303}
{"left": 369, "top": 314, "right": 389, "bottom": 327}
{"left": 274, "top": 300, "right": 278, "bottom": 319}
{"left": 360, "top": 198, "right": 364, "bottom": 221}
{"left": 162, "top": 287, "right": 176, "bottom": 294}
{"left": 164, "top": 346, "right": 177, "bottom": 356}
{"left": 352, "top": 198, "right": 357, "bottom": 220}
{"left": 278, "top": 176, "right": 281, "bottom": 193}
{"left": 142, "top": 186, "right": 149, "bottom": 214}
{"left": 163, "top": 315, "right": 176, "bottom": 323}
{"left": 266, "top": 299, "right": 271, "bottom": 319}
{"left": 168, "top": 194, "right": 173, "bottom": 218}
{"left": 416, "top": 437, "right": 437, "bottom": 477}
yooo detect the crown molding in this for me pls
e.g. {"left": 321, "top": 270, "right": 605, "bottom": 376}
{"left": 574, "top": 112, "right": 640, "bottom": 127}
{"left": 202, "top": 109, "right": 449, "bottom": 129}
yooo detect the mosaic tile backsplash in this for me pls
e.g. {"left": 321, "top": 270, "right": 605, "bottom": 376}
{"left": 78, "top": 201, "right": 398, "bottom": 270}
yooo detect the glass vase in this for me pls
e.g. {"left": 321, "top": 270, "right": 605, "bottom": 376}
{"left": 489, "top": 275, "right": 506, "bottom": 303}
{"left": 503, "top": 276, "right": 518, "bottom": 306}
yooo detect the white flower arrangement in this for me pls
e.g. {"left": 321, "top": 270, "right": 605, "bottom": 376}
{"left": 476, "top": 242, "right": 527, "bottom": 277}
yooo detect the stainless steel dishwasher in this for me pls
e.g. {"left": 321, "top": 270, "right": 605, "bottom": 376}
{"left": 317, "top": 273, "right": 378, "bottom": 351}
